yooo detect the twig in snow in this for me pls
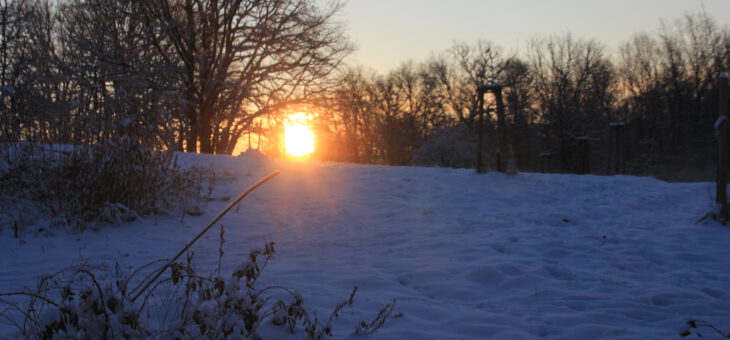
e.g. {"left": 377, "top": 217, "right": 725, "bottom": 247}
{"left": 130, "top": 170, "right": 280, "bottom": 302}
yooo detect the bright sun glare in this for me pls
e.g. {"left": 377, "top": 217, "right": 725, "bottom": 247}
{"left": 284, "top": 112, "right": 315, "bottom": 157}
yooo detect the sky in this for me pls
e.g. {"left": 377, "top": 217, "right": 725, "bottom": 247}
{"left": 338, "top": 0, "right": 730, "bottom": 73}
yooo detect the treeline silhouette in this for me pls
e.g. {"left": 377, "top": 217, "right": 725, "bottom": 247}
{"left": 315, "top": 12, "right": 729, "bottom": 181}
{"left": 1, "top": 1, "right": 728, "bottom": 181}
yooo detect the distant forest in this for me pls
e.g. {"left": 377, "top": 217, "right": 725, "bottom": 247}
{"left": 2, "top": 0, "right": 729, "bottom": 181}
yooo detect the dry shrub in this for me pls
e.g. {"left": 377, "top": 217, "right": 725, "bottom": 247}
{"left": 0, "top": 140, "right": 204, "bottom": 232}
{"left": 0, "top": 241, "right": 396, "bottom": 339}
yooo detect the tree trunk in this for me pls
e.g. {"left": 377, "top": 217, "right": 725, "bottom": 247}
{"left": 185, "top": 100, "right": 198, "bottom": 153}
{"left": 198, "top": 109, "right": 213, "bottom": 154}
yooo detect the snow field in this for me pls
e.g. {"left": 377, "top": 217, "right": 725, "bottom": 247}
{"left": 2, "top": 154, "right": 730, "bottom": 339}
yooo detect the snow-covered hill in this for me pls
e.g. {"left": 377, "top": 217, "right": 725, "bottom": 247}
{"left": 2, "top": 154, "right": 729, "bottom": 339}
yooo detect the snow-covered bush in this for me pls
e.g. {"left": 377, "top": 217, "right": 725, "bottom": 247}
{"left": 0, "top": 241, "right": 395, "bottom": 339}
{"left": 411, "top": 125, "right": 486, "bottom": 169}
{"left": 0, "top": 140, "right": 204, "bottom": 232}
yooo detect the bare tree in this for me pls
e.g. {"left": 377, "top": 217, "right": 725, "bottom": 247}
{"left": 528, "top": 33, "right": 614, "bottom": 172}
{"left": 618, "top": 33, "right": 665, "bottom": 160}
{"left": 658, "top": 12, "right": 727, "bottom": 154}
{"left": 139, "top": 0, "right": 351, "bottom": 154}
{"left": 0, "top": 0, "right": 58, "bottom": 143}
{"left": 317, "top": 67, "right": 380, "bottom": 163}
{"left": 447, "top": 40, "right": 510, "bottom": 126}
{"left": 54, "top": 0, "right": 182, "bottom": 148}
{"left": 615, "top": 12, "right": 730, "bottom": 177}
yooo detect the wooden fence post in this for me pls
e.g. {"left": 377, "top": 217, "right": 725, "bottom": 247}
{"left": 493, "top": 85, "right": 508, "bottom": 173}
{"left": 608, "top": 122, "right": 626, "bottom": 175}
{"left": 576, "top": 137, "right": 590, "bottom": 174}
{"left": 539, "top": 152, "right": 550, "bottom": 173}
{"left": 716, "top": 73, "right": 729, "bottom": 221}
{"left": 476, "top": 85, "right": 487, "bottom": 174}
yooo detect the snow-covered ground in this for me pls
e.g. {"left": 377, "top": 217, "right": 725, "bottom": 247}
{"left": 2, "top": 154, "right": 730, "bottom": 339}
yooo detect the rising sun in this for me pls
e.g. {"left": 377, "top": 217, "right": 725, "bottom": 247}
{"left": 284, "top": 112, "right": 315, "bottom": 157}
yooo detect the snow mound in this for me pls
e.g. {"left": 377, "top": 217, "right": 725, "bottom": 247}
{"left": 238, "top": 147, "right": 267, "bottom": 159}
